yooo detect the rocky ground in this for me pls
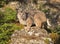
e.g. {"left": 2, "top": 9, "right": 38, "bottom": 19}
{"left": 10, "top": 27, "right": 53, "bottom": 44}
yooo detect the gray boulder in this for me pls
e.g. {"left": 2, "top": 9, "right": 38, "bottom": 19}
{"left": 10, "top": 27, "right": 53, "bottom": 44}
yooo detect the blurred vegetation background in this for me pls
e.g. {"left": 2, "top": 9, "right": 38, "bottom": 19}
{"left": 0, "top": 0, "right": 22, "bottom": 44}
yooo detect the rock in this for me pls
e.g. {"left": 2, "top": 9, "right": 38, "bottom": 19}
{"left": 10, "top": 27, "right": 53, "bottom": 44}
{"left": 5, "top": 1, "right": 20, "bottom": 10}
{"left": 48, "top": 0, "right": 60, "bottom": 4}
{"left": 45, "top": 10, "right": 60, "bottom": 29}
{"left": 19, "top": 0, "right": 32, "bottom": 4}
{"left": 56, "top": 12, "right": 60, "bottom": 25}
{"left": 44, "top": 2, "right": 60, "bottom": 29}
{"left": 46, "top": 0, "right": 60, "bottom": 10}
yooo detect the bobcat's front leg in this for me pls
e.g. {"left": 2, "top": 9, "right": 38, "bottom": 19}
{"left": 26, "top": 17, "right": 33, "bottom": 30}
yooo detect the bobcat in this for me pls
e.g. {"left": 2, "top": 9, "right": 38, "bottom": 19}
{"left": 34, "top": 11, "right": 47, "bottom": 28}
{"left": 26, "top": 10, "right": 47, "bottom": 29}
{"left": 17, "top": 8, "right": 47, "bottom": 29}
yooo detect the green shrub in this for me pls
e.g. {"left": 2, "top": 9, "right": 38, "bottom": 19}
{"left": 53, "top": 26, "right": 60, "bottom": 34}
{"left": 0, "top": 11, "right": 4, "bottom": 23}
{"left": 0, "top": 0, "right": 5, "bottom": 7}
{"left": 48, "top": 25, "right": 60, "bottom": 35}
{"left": 0, "top": 7, "right": 21, "bottom": 44}
{"left": 4, "top": 7, "right": 17, "bottom": 22}
{"left": 49, "top": 32, "right": 59, "bottom": 43}
{"left": 0, "top": 23, "right": 21, "bottom": 44}
{"left": 0, "top": 7, "right": 17, "bottom": 23}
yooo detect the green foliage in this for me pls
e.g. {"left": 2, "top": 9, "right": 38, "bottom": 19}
{"left": 47, "top": 25, "right": 60, "bottom": 36}
{"left": 53, "top": 26, "right": 60, "bottom": 34}
{"left": 44, "top": 38, "right": 50, "bottom": 44}
{"left": 4, "top": 7, "right": 17, "bottom": 22}
{"left": 0, "top": 7, "right": 20, "bottom": 44}
{"left": 0, "top": 0, "right": 6, "bottom": 7}
{"left": 49, "top": 32, "right": 59, "bottom": 42}
{"left": 0, "top": 11, "right": 4, "bottom": 23}
{"left": 0, "top": 23, "right": 21, "bottom": 44}
{"left": 0, "top": 7, "right": 17, "bottom": 23}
